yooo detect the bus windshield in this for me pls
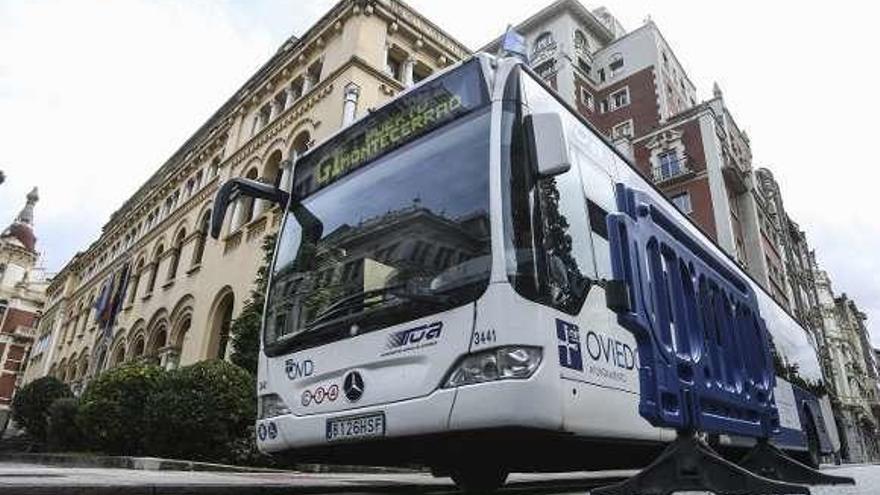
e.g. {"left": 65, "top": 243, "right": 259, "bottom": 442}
{"left": 265, "top": 64, "right": 491, "bottom": 353}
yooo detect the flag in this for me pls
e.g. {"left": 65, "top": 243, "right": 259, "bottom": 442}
{"left": 107, "top": 262, "right": 130, "bottom": 334}
{"left": 499, "top": 26, "right": 528, "bottom": 63}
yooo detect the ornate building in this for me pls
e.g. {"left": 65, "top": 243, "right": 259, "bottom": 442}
{"left": 25, "top": 0, "right": 468, "bottom": 391}
{"left": 1, "top": 188, "right": 46, "bottom": 429}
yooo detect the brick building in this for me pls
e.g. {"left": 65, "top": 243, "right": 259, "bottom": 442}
{"left": 484, "top": 0, "right": 879, "bottom": 461}
{"left": 0, "top": 188, "right": 46, "bottom": 430}
{"left": 483, "top": 0, "right": 788, "bottom": 306}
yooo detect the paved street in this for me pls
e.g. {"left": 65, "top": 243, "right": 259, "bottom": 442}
{"left": 0, "top": 461, "right": 877, "bottom": 494}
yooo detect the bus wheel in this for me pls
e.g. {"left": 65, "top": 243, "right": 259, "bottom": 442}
{"left": 450, "top": 465, "right": 508, "bottom": 493}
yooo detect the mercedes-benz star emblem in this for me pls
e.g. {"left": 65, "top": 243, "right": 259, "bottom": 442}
{"left": 343, "top": 371, "right": 365, "bottom": 402}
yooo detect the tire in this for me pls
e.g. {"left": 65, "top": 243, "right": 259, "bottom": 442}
{"left": 450, "top": 465, "right": 509, "bottom": 493}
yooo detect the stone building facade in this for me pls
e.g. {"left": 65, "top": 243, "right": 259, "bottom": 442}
{"left": 24, "top": 0, "right": 468, "bottom": 392}
{"left": 1, "top": 188, "right": 46, "bottom": 429}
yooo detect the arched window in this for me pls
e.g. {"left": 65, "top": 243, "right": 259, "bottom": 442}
{"left": 128, "top": 258, "right": 144, "bottom": 304}
{"left": 263, "top": 150, "right": 283, "bottom": 189}
{"left": 208, "top": 289, "right": 235, "bottom": 360}
{"left": 192, "top": 209, "right": 211, "bottom": 267}
{"left": 111, "top": 343, "right": 126, "bottom": 367}
{"left": 533, "top": 31, "right": 555, "bottom": 56}
{"left": 290, "top": 131, "right": 312, "bottom": 196}
{"left": 146, "top": 245, "right": 163, "bottom": 294}
{"left": 167, "top": 229, "right": 186, "bottom": 281}
{"left": 131, "top": 336, "right": 145, "bottom": 358}
{"left": 148, "top": 326, "right": 168, "bottom": 355}
{"left": 574, "top": 30, "right": 589, "bottom": 52}
{"left": 239, "top": 168, "right": 259, "bottom": 225}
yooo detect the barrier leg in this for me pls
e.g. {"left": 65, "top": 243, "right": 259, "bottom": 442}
{"left": 739, "top": 438, "right": 855, "bottom": 486}
{"left": 592, "top": 430, "right": 810, "bottom": 495}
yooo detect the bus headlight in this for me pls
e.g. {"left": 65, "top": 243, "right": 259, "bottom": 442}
{"left": 443, "top": 346, "right": 542, "bottom": 388}
{"left": 259, "top": 393, "right": 291, "bottom": 419}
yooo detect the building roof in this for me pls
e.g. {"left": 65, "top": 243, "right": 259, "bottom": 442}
{"left": 480, "top": 0, "right": 615, "bottom": 52}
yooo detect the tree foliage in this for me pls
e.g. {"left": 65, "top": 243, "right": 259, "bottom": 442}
{"left": 230, "top": 233, "right": 277, "bottom": 374}
{"left": 47, "top": 398, "right": 83, "bottom": 452}
{"left": 10, "top": 376, "right": 72, "bottom": 442}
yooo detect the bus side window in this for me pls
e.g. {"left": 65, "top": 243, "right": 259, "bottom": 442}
{"left": 536, "top": 167, "right": 596, "bottom": 314}
{"left": 586, "top": 199, "right": 613, "bottom": 280}
{"left": 570, "top": 145, "right": 616, "bottom": 280}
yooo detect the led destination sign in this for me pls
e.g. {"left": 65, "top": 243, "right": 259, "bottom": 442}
{"left": 294, "top": 59, "right": 488, "bottom": 197}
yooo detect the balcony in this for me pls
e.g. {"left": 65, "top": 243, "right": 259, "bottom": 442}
{"left": 652, "top": 156, "right": 693, "bottom": 184}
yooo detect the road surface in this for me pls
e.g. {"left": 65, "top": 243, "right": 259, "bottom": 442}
{"left": 0, "top": 461, "right": 876, "bottom": 494}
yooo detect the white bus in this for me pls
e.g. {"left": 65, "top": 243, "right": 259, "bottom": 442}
{"left": 215, "top": 54, "right": 837, "bottom": 492}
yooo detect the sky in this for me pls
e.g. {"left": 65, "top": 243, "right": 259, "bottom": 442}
{"left": 1, "top": 0, "right": 878, "bottom": 345}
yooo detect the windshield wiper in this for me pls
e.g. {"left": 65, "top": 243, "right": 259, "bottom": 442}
{"left": 307, "top": 285, "right": 450, "bottom": 329}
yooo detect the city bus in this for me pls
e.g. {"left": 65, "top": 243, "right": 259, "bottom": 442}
{"left": 212, "top": 53, "right": 838, "bottom": 492}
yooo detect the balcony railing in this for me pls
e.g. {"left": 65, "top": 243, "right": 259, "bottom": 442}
{"left": 652, "top": 159, "right": 692, "bottom": 184}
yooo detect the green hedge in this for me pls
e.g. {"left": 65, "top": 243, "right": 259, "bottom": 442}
{"left": 11, "top": 376, "right": 72, "bottom": 442}
{"left": 77, "top": 363, "right": 166, "bottom": 455}
{"left": 144, "top": 360, "right": 255, "bottom": 463}
{"left": 47, "top": 398, "right": 83, "bottom": 452}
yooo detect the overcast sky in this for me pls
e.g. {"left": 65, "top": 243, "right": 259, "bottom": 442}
{"left": 1, "top": 0, "right": 878, "bottom": 345}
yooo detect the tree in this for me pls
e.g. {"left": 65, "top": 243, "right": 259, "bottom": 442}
{"left": 230, "top": 233, "right": 277, "bottom": 374}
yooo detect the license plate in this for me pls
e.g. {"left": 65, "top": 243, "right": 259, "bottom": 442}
{"left": 326, "top": 412, "right": 386, "bottom": 442}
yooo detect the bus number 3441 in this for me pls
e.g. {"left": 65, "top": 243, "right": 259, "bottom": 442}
{"left": 473, "top": 329, "right": 497, "bottom": 346}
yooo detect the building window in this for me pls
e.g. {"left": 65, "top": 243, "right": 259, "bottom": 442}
{"left": 306, "top": 60, "right": 323, "bottom": 88}
{"left": 532, "top": 31, "right": 555, "bottom": 58}
{"left": 577, "top": 58, "right": 591, "bottom": 76}
{"left": 599, "top": 99, "right": 608, "bottom": 113}
{"left": 192, "top": 210, "right": 211, "bottom": 267}
{"left": 598, "top": 68, "right": 606, "bottom": 83}
{"left": 386, "top": 48, "right": 405, "bottom": 81}
{"left": 609, "top": 87, "right": 630, "bottom": 110}
{"left": 609, "top": 53, "right": 624, "bottom": 77}
{"left": 533, "top": 59, "right": 556, "bottom": 79}
{"left": 574, "top": 30, "right": 589, "bottom": 53}
{"left": 612, "top": 120, "right": 633, "bottom": 139}
{"left": 579, "top": 88, "right": 594, "bottom": 110}
{"left": 656, "top": 150, "right": 684, "bottom": 181}
{"left": 671, "top": 191, "right": 693, "bottom": 214}
{"left": 413, "top": 62, "right": 432, "bottom": 84}
{"left": 290, "top": 77, "right": 304, "bottom": 101}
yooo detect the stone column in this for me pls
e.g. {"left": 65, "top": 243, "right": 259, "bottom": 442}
{"left": 342, "top": 83, "right": 361, "bottom": 126}
{"left": 279, "top": 160, "right": 293, "bottom": 193}
{"left": 230, "top": 199, "right": 243, "bottom": 232}
{"left": 403, "top": 57, "right": 415, "bottom": 87}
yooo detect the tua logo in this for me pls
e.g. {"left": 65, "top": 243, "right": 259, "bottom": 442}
{"left": 285, "top": 359, "right": 314, "bottom": 380}
{"left": 386, "top": 321, "right": 442, "bottom": 349}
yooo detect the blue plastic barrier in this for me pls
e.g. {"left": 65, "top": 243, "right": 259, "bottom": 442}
{"left": 606, "top": 183, "right": 778, "bottom": 438}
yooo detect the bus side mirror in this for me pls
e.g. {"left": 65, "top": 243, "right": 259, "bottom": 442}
{"left": 526, "top": 112, "right": 571, "bottom": 178}
{"left": 210, "top": 178, "right": 290, "bottom": 239}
